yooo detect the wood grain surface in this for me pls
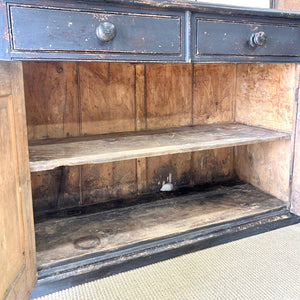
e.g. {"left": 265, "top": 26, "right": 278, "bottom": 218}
{"left": 235, "top": 63, "right": 296, "bottom": 133}
{"left": 29, "top": 123, "right": 290, "bottom": 172}
{"left": 193, "top": 64, "right": 235, "bottom": 125}
{"left": 0, "top": 62, "right": 36, "bottom": 300}
{"left": 23, "top": 62, "right": 296, "bottom": 213}
{"left": 235, "top": 140, "right": 292, "bottom": 202}
{"left": 145, "top": 63, "right": 193, "bottom": 129}
{"left": 35, "top": 183, "right": 287, "bottom": 268}
{"left": 235, "top": 63, "right": 298, "bottom": 203}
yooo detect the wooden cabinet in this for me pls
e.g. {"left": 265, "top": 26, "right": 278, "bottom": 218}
{"left": 0, "top": 0, "right": 300, "bottom": 299}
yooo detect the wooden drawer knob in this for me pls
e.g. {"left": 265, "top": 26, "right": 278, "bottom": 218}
{"left": 249, "top": 31, "right": 267, "bottom": 48}
{"left": 96, "top": 22, "right": 117, "bottom": 42}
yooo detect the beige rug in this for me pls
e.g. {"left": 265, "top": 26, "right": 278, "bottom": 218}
{"left": 34, "top": 223, "right": 300, "bottom": 300}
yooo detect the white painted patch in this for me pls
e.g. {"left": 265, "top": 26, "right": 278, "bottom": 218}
{"left": 160, "top": 183, "right": 174, "bottom": 192}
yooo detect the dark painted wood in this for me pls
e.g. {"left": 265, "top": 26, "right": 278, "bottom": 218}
{"left": 10, "top": 6, "right": 183, "bottom": 56}
{"left": 0, "top": 2, "right": 10, "bottom": 60}
{"left": 193, "top": 18, "right": 300, "bottom": 58}
{"left": 29, "top": 209, "right": 300, "bottom": 299}
{"left": 0, "top": 0, "right": 299, "bottom": 61}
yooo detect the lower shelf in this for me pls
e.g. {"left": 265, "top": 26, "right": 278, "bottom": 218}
{"left": 32, "top": 181, "right": 300, "bottom": 299}
{"left": 36, "top": 182, "right": 287, "bottom": 270}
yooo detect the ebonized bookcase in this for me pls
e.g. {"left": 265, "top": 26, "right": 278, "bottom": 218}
{"left": 0, "top": 0, "right": 300, "bottom": 298}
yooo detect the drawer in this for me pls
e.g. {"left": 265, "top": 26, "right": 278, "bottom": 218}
{"left": 193, "top": 18, "right": 300, "bottom": 60}
{"left": 9, "top": 6, "right": 183, "bottom": 60}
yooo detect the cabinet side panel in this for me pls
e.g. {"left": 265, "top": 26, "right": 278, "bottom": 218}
{"left": 236, "top": 63, "right": 296, "bottom": 133}
{"left": 276, "top": 0, "right": 300, "bottom": 214}
{"left": 290, "top": 65, "right": 300, "bottom": 214}
{"left": 235, "top": 141, "right": 291, "bottom": 202}
{"left": 235, "top": 63, "right": 297, "bottom": 202}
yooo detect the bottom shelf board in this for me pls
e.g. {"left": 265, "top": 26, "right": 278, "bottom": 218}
{"left": 35, "top": 182, "right": 287, "bottom": 269}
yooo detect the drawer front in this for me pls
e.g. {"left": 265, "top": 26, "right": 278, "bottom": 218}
{"left": 10, "top": 6, "right": 183, "bottom": 58}
{"left": 193, "top": 18, "right": 300, "bottom": 59}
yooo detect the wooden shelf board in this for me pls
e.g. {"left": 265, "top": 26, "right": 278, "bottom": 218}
{"left": 29, "top": 123, "right": 290, "bottom": 172}
{"left": 35, "top": 182, "right": 287, "bottom": 269}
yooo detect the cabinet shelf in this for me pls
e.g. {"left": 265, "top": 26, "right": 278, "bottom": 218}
{"left": 29, "top": 123, "right": 290, "bottom": 172}
{"left": 35, "top": 182, "right": 287, "bottom": 269}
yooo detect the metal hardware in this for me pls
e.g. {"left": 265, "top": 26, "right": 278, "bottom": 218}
{"left": 249, "top": 31, "right": 267, "bottom": 48}
{"left": 96, "top": 22, "right": 117, "bottom": 42}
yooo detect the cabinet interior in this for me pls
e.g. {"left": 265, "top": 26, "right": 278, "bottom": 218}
{"left": 22, "top": 62, "right": 297, "bottom": 270}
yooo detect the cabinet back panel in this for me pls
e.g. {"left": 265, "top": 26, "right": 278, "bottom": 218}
{"left": 23, "top": 62, "right": 236, "bottom": 213}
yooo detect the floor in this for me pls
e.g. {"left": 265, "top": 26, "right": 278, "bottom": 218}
{"left": 33, "top": 222, "right": 300, "bottom": 300}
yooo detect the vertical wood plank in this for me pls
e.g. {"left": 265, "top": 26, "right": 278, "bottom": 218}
{"left": 0, "top": 95, "right": 25, "bottom": 298}
{"left": 9, "top": 62, "right": 36, "bottom": 299}
{"left": 146, "top": 63, "right": 193, "bottom": 129}
{"left": 146, "top": 153, "right": 193, "bottom": 192}
{"left": 276, "top": 0, "right": 300, "bottom": 215}
{"left": 23, "top": 61, "right": 79, "bottom": 140}
{"left": 193, "top": 64, "right": 235, "bottom": 125}
{"left": 135, "top": 64, "right": 147, "bottom": 193}
{"left": 145, "top": 64, "right": 193, "bottom": 191}
{"left": 79, "top": 62, "right": 137, "bottom": 204}
{"left": 79, "top": 62, "right": 136, "bottom": 135}
{"left": 135, "top": 64, "right": 146, "bottom": 131}
{"left": 23, "top": 61, "right": 81, "bottom": 212}
{"left": 81, "top": 160, "right": 137, "bottom": 205}
{"left": 191, "top": 148, "right": 234, "bottom": 185}
{"left": 31, "top": 167, "right": 81, "bottom": 211}
{"left": 146, "top": 63, "right": 235, "bottom": 192}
